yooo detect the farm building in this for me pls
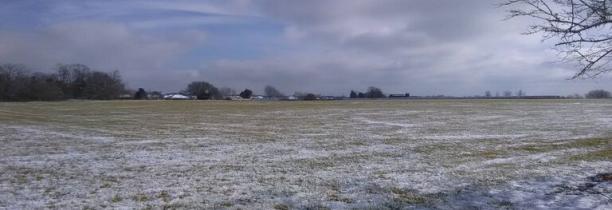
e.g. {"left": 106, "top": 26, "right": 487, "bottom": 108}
{"left": 163, "top": 93, "right": 192, "bottom": 100}
{"left": 389, "top": 93, "right": 411, "bottom": 98}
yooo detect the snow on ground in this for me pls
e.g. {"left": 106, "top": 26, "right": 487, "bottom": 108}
{"left": 0, "top": 99, "right": 610, "bottom": 209}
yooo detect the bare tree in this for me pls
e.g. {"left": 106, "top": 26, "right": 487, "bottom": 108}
{"left": 83, "top": 70, "right": 125, "bottom": 100}
{"left": 366, "top": 86, "right": 386, "bottom": 98}
{"left": 264, "top": 85, "right": 285, "bottom": 98}
{"left": 134, "top": 88, "right": 148, "bottom": 100}
{"left": 503, "top": 90, "right": 513, "bottom": 97}
{"left": 350, "top": 90, "right": 358, "bottom": 98}
{"left": 219, "top": 87, "right": 236, "bottom": 96}
{"left": 1, "top": 63, "right": 124, "bottom": 101}
{"left": 185, "top": 81, "right": 222, "bottom": 100}
{"left": 567, "top": 93, "right": 585, "bottom": 98}
{"left": 586, "top": 89, "right": 611, "bottom": 98}
{"left": 239, "top": 89, "right": 253, "bottom": 99}
{"left": 56, "top": 63, "right": 91, "bottom": 98}
{"left": 503, "top": 0, "right": 612, "bottom": 78}
{"left": 27, "top": 72, "right": 64, "bottom": 101}
{"left": 0, "top": 64, "right": 29, "bottom": 100}
{"left": 303, "top": 93, "right": 318, "bottom": 101}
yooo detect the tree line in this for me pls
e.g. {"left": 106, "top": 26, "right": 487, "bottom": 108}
{"left": 0, "top": 64, "right": 124, "bottom": 101}
{"left": 349, "top": 87, "right": 386, "bottom": 99}
{"left": 182, "top": 82, "right": 321, "bottom": 100}
{"left": 4, "top": 63, "right": 609, "bottom": 101}
{"left": 585, "top": 90, "right": 611, "bottom": 99}
{"left": 0, "top": 63, "right": 323, "bottom": 101}
{"left": 180, "top": 81, "right": 258, "bottom": 100}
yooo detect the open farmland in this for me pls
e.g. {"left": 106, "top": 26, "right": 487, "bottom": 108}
{"left": 0, "top": 100, "right": 611, "bottom": 209}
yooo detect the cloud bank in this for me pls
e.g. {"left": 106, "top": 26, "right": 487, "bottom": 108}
{"left": 1, "top": 0, "right": 610, "bottom": 96}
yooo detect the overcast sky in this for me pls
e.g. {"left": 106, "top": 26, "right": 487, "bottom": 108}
{"left": 1, "top": 0, "right": 611, "bottom": 96}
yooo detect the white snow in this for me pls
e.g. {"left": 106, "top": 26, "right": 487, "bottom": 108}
{"left": 0, "top": 100, "right": 610, "bottom": 209}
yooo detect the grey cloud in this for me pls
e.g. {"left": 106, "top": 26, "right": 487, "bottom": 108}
{"left": 205, "top": 0, "right": 612, "bottom": 95}
{"left": 259, "top": 0, "right": 497, "bottom": 42}
{"left": 1, "top": 0, "right": 611, "bottom": 95}
{"left": 0, "top": 21, "right": 206, "bottom": 91}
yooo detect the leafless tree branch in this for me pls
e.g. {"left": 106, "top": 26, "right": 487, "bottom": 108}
{"left": 503, "top": 0, "right": 612, "bottom": 79}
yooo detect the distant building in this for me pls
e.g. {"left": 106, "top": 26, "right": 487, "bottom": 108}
{"left": 163, "top": 93, "right": 192, "bottom": 100}
{"left": 389, "top": 93, "right": 410, "bottom": 98}
{"left": 119, "top": 94, "right": 133, "bottom": 100}
{"left": 520, "top": 96, "right": 563, "bottom": 99}
{"left": 318, "top": 96, "right": 344, "bottom": 100}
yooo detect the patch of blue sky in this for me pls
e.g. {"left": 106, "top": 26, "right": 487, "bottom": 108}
{"left": 171, "top": 20, "right": 289, "bottom": 68}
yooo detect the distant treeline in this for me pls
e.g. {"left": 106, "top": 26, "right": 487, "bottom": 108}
{"left": 585, "top": 90, "right": 611, "bottom": 99}
{"left": 349, "top": 87, "right": 386, "bottom": 99}
{"left": 0, "top": 64, "right": 125, "bottom": 101}
{"left": 2, "top": 63, "right": 610, "bottom": 102}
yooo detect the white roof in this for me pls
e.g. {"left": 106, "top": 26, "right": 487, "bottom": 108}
{"left": 164, "top": 94, "right": 190, "bottom": 99}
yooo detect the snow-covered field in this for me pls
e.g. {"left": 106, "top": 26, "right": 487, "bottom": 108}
{"left": 0, "top": 100, "right": 610, "bottom": 209}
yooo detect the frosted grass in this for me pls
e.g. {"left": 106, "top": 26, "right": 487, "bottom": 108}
{"left": 0, "top": 100, "right": 610, "bottom": 209}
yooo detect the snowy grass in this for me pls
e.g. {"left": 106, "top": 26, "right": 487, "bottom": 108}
{"left": 0, "top": 99, "right": 611, "bottom": 209}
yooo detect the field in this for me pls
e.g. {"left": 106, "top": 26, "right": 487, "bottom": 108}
{"left": 0, "top": 100, "right": 610, "bottom": 209}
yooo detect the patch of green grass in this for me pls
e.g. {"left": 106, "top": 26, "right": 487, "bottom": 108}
{"left": 570, "top": 138, "right": 611, "bottom": 147}
{"left": 390, "top": 187, "right": 426, "bottom": 204}
{"left": 494, "top": 200, "right": 515, "bottom": 209}
{"left": 477, "top": 150, "right": 505, "bottom": 158}
{"left": 14, "top": 174, "right": 28, "bottom": 184}
{"left": 161, "top": 203, "right": 190, "bottom": 210}
{"left": 132, "top": 193, "right": 150, "bottom": 202}
{"left": 324, "top": 182, "right": 353, "bottom": 203}
{"left": 141, "top": 205, "right": 154, "bottom": 210}
{"left": 158, "top": 190, "right": 171, "bottom": 202}
{"left": 293, "top": 157, "right": 337, "bottom": 169}
{"left": 517, "top": 145, "right": 549, "bottom": 153}
{"left": 81, "top": 206, "right": 95, "bottom": 210}
{"left": 99, "top": 182, "right": 112, "bottom": 188}
{"left": 44, "top": 187, "right": 56, "bottom": 195}
{"left": 111, "top": 194, "right": 122, "bottom": 203}
{"left": 515, "top": 138, "right": 610, "bottom": 153}
{"left": 219, "top": 202, "right": 233, "bottom": 208}
{"left": 302, "top": 204, "right": 331, "bottom": 210}
{"left": 414, "top": 143, "right": 469, "bottom": 155}
{"left": 569, "top": 148, "right": 612, "bottom": 161}
{"left": 273, "top": 204, "right": 290, "bottom": 210}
